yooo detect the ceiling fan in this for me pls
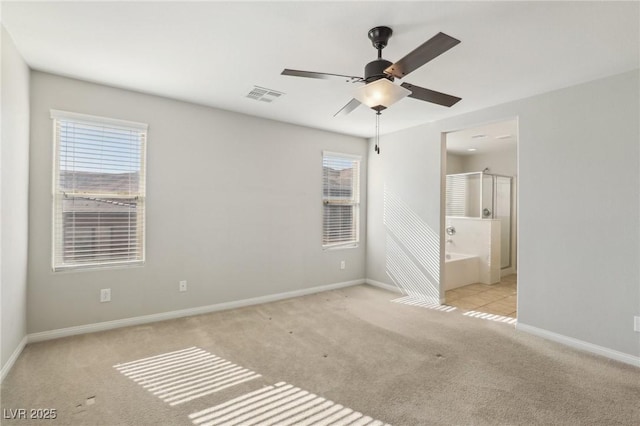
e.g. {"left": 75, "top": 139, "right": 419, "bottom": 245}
{"left": 281, "top": 26, "right": 462, "bottom": 117}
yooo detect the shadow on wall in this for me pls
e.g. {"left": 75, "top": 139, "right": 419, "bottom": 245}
{"left": 384, "top": 186, "right": 440, "bottom": 302}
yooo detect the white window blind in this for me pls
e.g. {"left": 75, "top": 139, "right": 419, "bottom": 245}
{"left": 51, "top": 110, "right": 147, "bottom": 271}
{"left": 446, "top": 173, "right": 484, "bottom": 217}
{"left": 322, "top": 152, "right": 360, "bottom": 248}
{"left": 445, "top": 174, "right": 468, "bottom": 217}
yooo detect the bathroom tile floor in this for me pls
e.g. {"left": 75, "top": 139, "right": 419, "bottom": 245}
{"left": 445, "top": 274, "right": 517, "bottom": 317}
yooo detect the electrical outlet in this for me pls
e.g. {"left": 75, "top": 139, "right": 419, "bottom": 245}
{"left": 340, "top": 260, "right": 346, "bottom": 270}
{"left": 179, "top": 280, "right": 187, "bottom": 292}
{"left": 100, "top": 288, "right": 111, "bottom": 303}
{"left": 634, "top": 316, "right": 640, "bottom": 332}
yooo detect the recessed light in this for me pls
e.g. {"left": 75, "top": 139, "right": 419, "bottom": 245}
{"left": 471, "top": 134, "right": 487, "bottom": 139}
{"left": 495, "top": 134, "right": 512, "bottom": 140}
{"left": 467, "top": 148, "right": 477, "bottom": 152}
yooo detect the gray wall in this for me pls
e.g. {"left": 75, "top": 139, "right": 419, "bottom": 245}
{"left": 28, "top": 72, "right": 367, "bottom": 334}
{"left": 461, "top": 145, "right": 517, "bottom": 177}
{"left": 445, "top": 153, "right": 465, "bottom": 174}
{"left": 1, "top": 26, "right": 30, "bottom": 371}
{"left": 367, "top": 70, "right": 639, "bottom": 358}
{"left": 366, "top": 124, "right": 443, "bottom": 301}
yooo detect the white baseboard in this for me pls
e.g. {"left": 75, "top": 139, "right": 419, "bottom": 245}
{"left": 28, "top": 279, "right": 365, "bottom": 344}
{"left": 1, "top": 335, "right": 28, "bottom": 383}
{"left": 365, "top": 278, "right": 403, "bottom": 294}
{"left": 517, "top": 322, "right": 640, "bottom": 368}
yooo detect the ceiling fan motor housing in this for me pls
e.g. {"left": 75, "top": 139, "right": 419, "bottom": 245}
{"left": 365, "top": 59, "right": 394, "bottom": 83}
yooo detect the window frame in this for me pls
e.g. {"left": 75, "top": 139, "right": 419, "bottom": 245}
{"left": 322, "top": 151, "right": 361, "bottom": 249}
{"left": 50, "top": 109, "right": 148, "bottom": 272}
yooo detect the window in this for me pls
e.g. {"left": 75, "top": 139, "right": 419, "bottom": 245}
{"left": 322, "top": 152, "right": 360, "bottom": 248}
{"left": 51, "top": 110, "right": 147, "bottom": 271}
{"left": 445, "top": 173, "right": 469, "bottom": 217}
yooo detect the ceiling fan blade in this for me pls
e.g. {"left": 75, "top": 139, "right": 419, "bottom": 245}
{"left": 401, "top": 82, "right": 461, "bottom": 107}
{"left": 281, "top": 69, "right": 363, "bottom": 83}
{"left": 385, "top": 32, "right": 460, "bottom": 79}
{"left": 334, "top": 98, "right": 361, "bottom": 117}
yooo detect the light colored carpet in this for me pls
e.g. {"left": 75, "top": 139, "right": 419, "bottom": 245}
{"left": 2, "top": 284, "right": 639, "bottom": 425}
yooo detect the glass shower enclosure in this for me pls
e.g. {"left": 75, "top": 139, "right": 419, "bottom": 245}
{"left": 446, "top": 172, "right": 513, "bottom": 269}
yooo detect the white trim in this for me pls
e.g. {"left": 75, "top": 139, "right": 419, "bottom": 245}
{"left": 322, "top": 150, "right": 361, "bottom": 160}
{"left": 27, "top": 279, "right": 364, "bottom": 343}
{"left": 365, "top": 278, "right": 403, "bottom": 294}
{"left": 1, "top": 335, "right": 28, "bottom": 383}
{"left": 323, "top": 243, "right": 359, "bottom": 251}
{"left": 50, "top": 109, "right": 148, "bottom": 130}
{"left": 517, "top": 322, "right": 640, "bottom": 368}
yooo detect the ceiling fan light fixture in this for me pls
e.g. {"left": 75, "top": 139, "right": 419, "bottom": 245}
{"left": 352, "top": 78, "right": 411, "bottom": 111}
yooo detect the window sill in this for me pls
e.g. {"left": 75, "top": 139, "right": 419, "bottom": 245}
{"left": 322, "top": 244, "right": 359, "bottom": 251}
{"left": 52, "top": 261, "right": 145, "bottom": 273}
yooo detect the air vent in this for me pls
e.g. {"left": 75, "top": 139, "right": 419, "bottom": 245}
{"left": 246, "top": 86, "right": 285, "bottom": 103}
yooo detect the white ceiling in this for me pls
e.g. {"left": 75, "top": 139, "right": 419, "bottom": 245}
{"left": 2, "top": 1, "right": 638, "bottom": 138}
{"left": 446, "top": 119, "right": 517, "bottom": 156}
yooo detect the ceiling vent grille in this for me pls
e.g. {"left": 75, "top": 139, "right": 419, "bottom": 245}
{"left": 246, "top": 86, "right": 285, "bottom": 103}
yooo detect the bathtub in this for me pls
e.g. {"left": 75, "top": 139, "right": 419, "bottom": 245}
{"left": 444, "top": 253, "right": 480, "bottom": 290}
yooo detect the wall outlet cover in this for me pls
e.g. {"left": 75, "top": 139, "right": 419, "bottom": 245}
{"left": 179, "top": 280, "right": 187, "bottom": 292}
{"left": 100, "top": 288, "right": 111, "bottom": 303}
{"left": 634, "top": 316, "right": 640, "bottom": 332}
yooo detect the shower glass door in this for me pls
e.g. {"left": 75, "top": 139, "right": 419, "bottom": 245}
{"left": 495, "top": 176, "right": 512, "bottom": 268}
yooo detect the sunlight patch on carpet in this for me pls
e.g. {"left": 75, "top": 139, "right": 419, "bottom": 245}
{"left": 114, "top": 347, "right": 261, "bottom": 406}
{"left": 188, "top": 381, "right": 391, "bottom": 426}
{"left": 463, "top": 311, "right": 517, "bottom": 325}
{"left": 391, "top": 296, "right": 457, "bottom": 312}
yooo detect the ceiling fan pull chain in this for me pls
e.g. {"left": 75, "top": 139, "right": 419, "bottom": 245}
{"left": 375, "top": 111, "right": 381, "bottom": 154}
{"left": 374, "top": 114, "right": 380, "bottom": 152}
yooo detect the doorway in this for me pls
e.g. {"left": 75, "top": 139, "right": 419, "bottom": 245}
{"left": 442, "top": 119, "right": 518, "bottom": 318}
